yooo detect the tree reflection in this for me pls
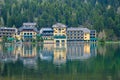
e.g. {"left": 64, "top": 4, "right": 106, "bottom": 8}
{"left": 0, "top": 43, "right": 120, "bottom": 80}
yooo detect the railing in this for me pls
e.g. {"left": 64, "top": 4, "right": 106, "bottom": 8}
{"left": 54, "top": 35, "right": 66, "bottom": 39}
{"left": 90, "top": 38, "right": 97, "bottom": 41}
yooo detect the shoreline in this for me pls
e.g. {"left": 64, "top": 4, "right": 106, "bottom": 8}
{"left": 0, "top": 41, "right": 120, "bottom": 44}
{"left": 105, "top": 41, "right": 120, "bottom": 44}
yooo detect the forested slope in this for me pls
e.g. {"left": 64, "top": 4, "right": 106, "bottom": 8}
{"left": 0, "top": 0, "right": 120, "bottom": 40}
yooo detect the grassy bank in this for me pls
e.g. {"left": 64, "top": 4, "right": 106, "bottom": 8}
{"left": 105, "top": 41, "right": 120, "bottom": 43}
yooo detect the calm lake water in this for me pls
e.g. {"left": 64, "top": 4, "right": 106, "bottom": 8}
{"left": 0, "top": 42, "right": 120, "bottom": 80}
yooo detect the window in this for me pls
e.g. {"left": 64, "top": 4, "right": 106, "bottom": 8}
{"left": 24, "top": 33, "right": 26, "bottom": 35}
{"left": 56, "top": 40, "right": 60, "bottom": 43}
{"left": 59, "top": 28, "right": 61, "bottom": 31}
{"left": 62, "top": 40, "right": 65, "bottom": 42}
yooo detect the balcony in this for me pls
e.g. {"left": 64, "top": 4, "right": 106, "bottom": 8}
{"left": 54, "top": 35, "right": 66, "bottom": 39}
{"left": 90, "top": 38, "right": 97, "bottom": 41}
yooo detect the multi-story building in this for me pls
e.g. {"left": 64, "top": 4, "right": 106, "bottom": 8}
{"left": 67, "top": 27, "right": 90, "bottom": 41}
{"left": 40, "top": 28, "right": 53, "bottom": 40}
{"left": 0, "top": 27, "right": 17, "bottom": 41}
{"left": 0, "top": 23, "right": 97, "bottom": 42}
{"left": 67, "top": 28, "right": 84, "bottom": 41}
{"left": 52, "top": 23, "right": 67, "bottom": 47}
{"left": 90, "top": 30, "right": 97, "bottom": 42}
{"left": 18, "top": 23, "right": 38, "bottom": 42}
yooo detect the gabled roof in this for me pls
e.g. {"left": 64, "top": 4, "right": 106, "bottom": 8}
{"left": 19, "top": 22, "right": 38, "bottom": 32}
{"left": 19, "top": 26, "right": 38, "bottom": 32}
{"left": 52, "top": 23, "right": 67, "bottom": 28}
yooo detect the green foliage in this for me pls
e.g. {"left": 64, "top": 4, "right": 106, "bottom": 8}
{"left": 36, "top": 35, "right": 43, "bottom": 42}
{"left": 32, "top": 38, "right": 36, "bottom": 43}
{"left": 0, "top": 0, "right": 120, "bottom": 39}
{"left": 99, "top": 38, "right": 105, "bottom": 44}
{"left": 2, "top": 36, "right": 7, "bottom": 42}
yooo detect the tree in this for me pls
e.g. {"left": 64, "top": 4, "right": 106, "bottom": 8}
{"left": 36, "top": 34, "right": 43, "bottom": 42}
{"left": 0, "top": 17, "right": 4, "bottom": 26}
{"left": 2, "top": 36, "right": 7, "bottom": 42}
{"left": 98, "top": 30, "right": 106, "bottom": 42}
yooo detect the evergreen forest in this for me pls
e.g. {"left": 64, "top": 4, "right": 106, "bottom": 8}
{"left": 0, "top": 0, "right": 120, "bottom": 40}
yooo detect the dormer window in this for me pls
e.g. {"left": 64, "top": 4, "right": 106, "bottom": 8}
{"left": 59, "top": 28, "right": 61, "bottom": 31}
{"left": 59, "top": 28, "right": 61, "bottom": 33}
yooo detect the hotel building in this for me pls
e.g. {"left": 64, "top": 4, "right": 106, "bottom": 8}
{"left": 40, "top": 28, "right": 53, "bottom": 40}
{"left": 52, "top": 23, "right": 67, "bottom": 47}
{"left": 0, "top": 27, "right": 17, "bottom": 41}
{"left": 90, "top": 30, "right": 97, "bottom": 42}
{"left": 18, "top": 23, "right": 38, "bottom": 42}
{"left": 67, "top": 27, "right": 90, "bottom": 41}
{"left": 0, "top": 23, "right": 97, "bottom": 42}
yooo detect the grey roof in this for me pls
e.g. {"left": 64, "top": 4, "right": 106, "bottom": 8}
{"left": 0, "top": 27, "right": 18, "bottom": 32}
{"left": 23, "top": 23, "right": 36, "bottom": 26}
{"left": 67, "top": 27, "right": 90, "bottom": 33}
{"left": 40, "top": 28, "right": 53, "bottom": 33}
{"left": 0, "top": 27, "right": 17, "bottom": 30}
{"left": 52, "top": 23, "right": 67, "bottom": 28}
{"left": 19, "top": 26, "right": 38, "bottom": 32}
{"left": 80, "top": 28, "right": 90, "bottom": 33}
{"left": 18, "top": 22, "right": 38, "bottom": 32}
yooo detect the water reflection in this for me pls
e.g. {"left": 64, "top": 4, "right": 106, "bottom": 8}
{"left": 0, "top": 43, "right": 97, "bottom": 66}
{"left": 0, "top": 43, "right": 120, "bottom": 80}
{"left": 53, "top": 43, "right": 67, "bottom": 65}
{"left": 0, "top": 44, "right": 17, "bottom": 62}
{"left": 67, "top": 43, "right": 96, "bottom": 60}
{"left": 40, "top": 44, "right": 53, "bottom": 61}
{"left": 14, "top": 44, "right": 37, "bottom": 57}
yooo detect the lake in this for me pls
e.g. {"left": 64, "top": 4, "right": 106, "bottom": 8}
{"left": 0, "top": 42, "right": 120, "bottom": 80}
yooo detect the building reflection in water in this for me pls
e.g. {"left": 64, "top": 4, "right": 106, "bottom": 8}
{"left": 0, "top": 42, "right": 97, "bottom": 67}
{"left": 53, "top": 43, "right": 67, "bottom": 65}
{"left": 41, "top": 42, "right": 97, "bottom": 65}
{"left": 14, "top": 44, "right": 37, "bottom": 69}
{"left": 40, "top": 43, "right": 67, "bottom": 65}
{"left": 0, "top": 44, "right": 17, "bottom": 62}
{"left": 40, "top": 44, "right": 54, "bottom": 61}
{"left": 67, "top": 43, "right": 97, "bottom": 60}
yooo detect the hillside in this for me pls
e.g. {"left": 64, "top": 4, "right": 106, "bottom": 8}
{"left": 0, "top": 0, "right": 120, "bottom": 40}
